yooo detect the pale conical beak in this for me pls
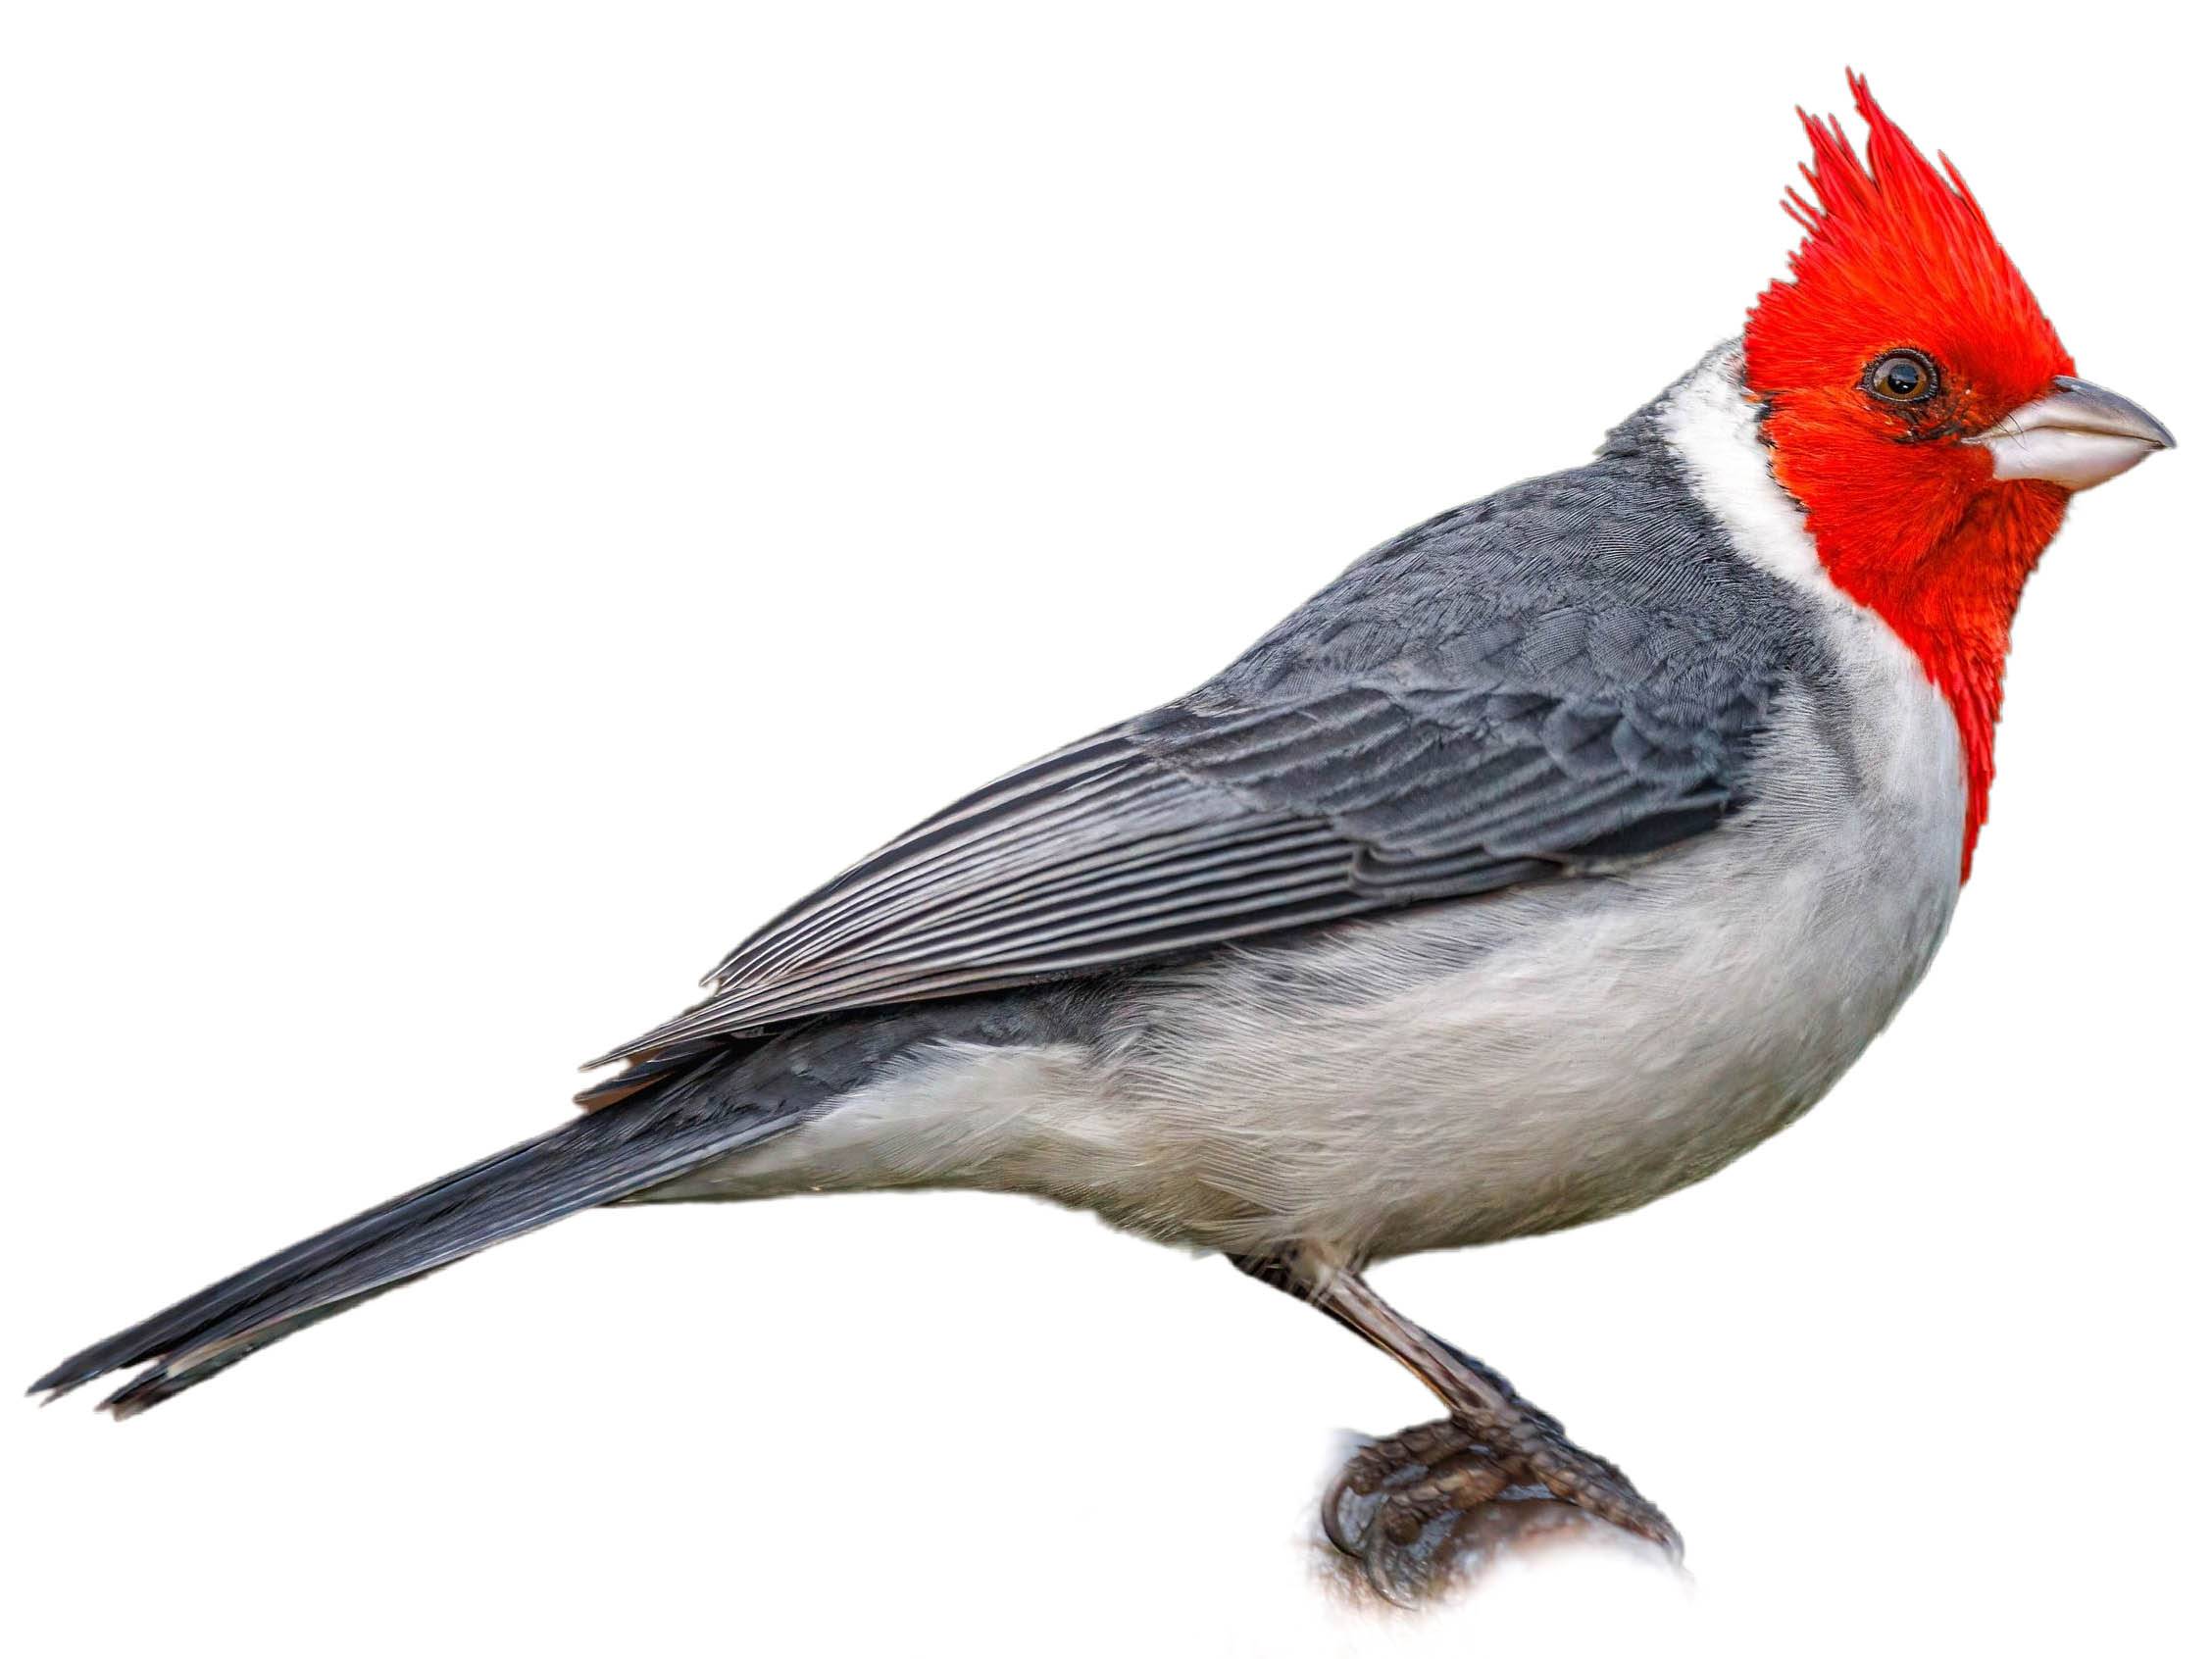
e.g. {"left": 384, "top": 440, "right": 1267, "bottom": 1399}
{"left": 1966, "top": 376, "right": 2175, "bottom": 490}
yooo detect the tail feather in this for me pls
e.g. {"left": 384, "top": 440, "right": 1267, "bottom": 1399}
{"left": 31, "top": 1065, "right": 793, "bottom": 1415}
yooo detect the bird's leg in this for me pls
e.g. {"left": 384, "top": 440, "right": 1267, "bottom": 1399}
{"left": 1233, "top": 1248, "right": 1681, "bottom": 1599}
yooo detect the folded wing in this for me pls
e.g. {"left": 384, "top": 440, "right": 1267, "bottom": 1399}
{"left": 581, "top": 446, "right": 1801, "bottom": 1105}
{"left": 580, "top": 679, "right": 1744, "bottom": 1100}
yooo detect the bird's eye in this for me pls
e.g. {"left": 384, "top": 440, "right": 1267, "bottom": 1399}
{"left": 1865, "top": 349, "right": 1939, "bottom": 405}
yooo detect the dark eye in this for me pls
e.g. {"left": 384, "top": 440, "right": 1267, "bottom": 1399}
{"left": 1865, "top": 349, "right": 1939, "bottom": 405}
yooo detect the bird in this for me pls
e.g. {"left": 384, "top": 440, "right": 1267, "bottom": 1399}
{"left": 32, "top": 74, "right": 2173, "bottom": 1594}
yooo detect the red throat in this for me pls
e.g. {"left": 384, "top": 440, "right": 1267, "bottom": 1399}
{"left": 1780, "top": 466, "right": 2067, "bottom": 880}
{"left": 1742, "top": 75, "right": 2074, "bottom": 880}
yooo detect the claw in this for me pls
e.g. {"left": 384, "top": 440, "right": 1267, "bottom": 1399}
{"left": 1362, "top": 1532, "right": 1427, "bottom": 1608}
{"left": 1319, "top": 1455, "right": 1370, "bottom": 1555}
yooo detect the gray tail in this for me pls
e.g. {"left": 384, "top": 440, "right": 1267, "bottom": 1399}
{"left": 30, "top": 1063, "right": 787, "bottom": 1417}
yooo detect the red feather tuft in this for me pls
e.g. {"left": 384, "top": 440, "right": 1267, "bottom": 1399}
{"left": 1745, "top": 75, "right": 2075, "bottom": 879}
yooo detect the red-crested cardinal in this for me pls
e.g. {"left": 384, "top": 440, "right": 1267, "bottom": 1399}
{"left": 34, "top": 75, "right": 2171, "bottom": 1595}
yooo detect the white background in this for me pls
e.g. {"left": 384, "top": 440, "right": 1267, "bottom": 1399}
{"left": 4, "top": 5, "right": 2202, "bottom": 1655}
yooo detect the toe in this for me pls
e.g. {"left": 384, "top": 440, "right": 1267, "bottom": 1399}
{"left": 1321, "top": 1433, "right": 1442, "bottom": 1555}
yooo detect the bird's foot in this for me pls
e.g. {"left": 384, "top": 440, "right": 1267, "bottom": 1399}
{"left": 1319, "top": 1417, "right": 1681, "bottom": 1605}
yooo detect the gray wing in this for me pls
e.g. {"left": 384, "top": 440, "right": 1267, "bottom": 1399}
{"left": 581, "top": 424, "right": 1812, "bottom": 1099}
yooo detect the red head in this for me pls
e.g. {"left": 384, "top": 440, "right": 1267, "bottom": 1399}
{"left": 1744, "top": 74, "right": 2170, "bottom": 876}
